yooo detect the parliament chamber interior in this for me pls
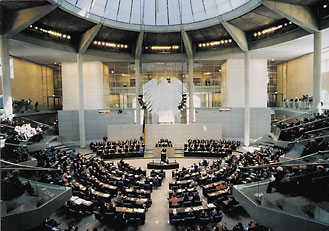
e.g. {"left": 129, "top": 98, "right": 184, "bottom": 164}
{"left": 1, "top": 0, "right": 329, "bottom": 230}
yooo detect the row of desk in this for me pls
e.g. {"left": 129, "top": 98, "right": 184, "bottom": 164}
{"left": 100, "top": 152, "right": 144, "bottom": 159}
{"left": 169, "top": 203, "right": 216, "bottom": 215}
{"left": 184, "top": 151, "right": 229, "bottom": 158}
{"left": 72, "top": 181, "right": 112, "bottom": 200}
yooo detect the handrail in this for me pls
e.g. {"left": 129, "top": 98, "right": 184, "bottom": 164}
{"left": 0, "top": 159, "right": 59, "bottom": 171}
{"left": 304, "top": 126, "right": 329, "bottom": 134}
{"left": 3, "top": 142, "right": 27, "bottom": 147}
{"left": 272, "top": 111, "right": 312, "bottom": 125}
{"left": 291, "top": 134, "right": 329, "bottom": 144}
{"left": 280, "top": 116, "right": 329, "bottom": 131}
{"left": 0, "top": 124, "right": 15, "bottom": 129}
{"left": 20, "top": 116, "right": 52, "bottom": 128}
{"left": 243, "top": 151, "right": 329, "bottom": 169}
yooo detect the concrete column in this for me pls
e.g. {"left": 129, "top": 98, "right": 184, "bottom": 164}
{"left": 77, "top": 53, "right": 86, "bottom": 148}
{"left": 244, "top": 51, "right": 250, "bottom": 146}
{"left": 313, "top": 31, "right": 322, "bottom": 114}
{"left": 135, "top": 59, "right": 141, "bottom": 124}
{"left": 188, "top": 59, "right": 194, "bottom": 124}
{"left": 0, "top": 36, "right": 13, "bottom": 116}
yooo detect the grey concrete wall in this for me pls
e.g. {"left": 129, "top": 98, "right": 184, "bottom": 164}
{"left": 58, "top": 109, "right": 135, "bottom": 142}
{"left": 59, "top": 107, "right": 271, "bottom": 142}
{"left": 195, "top": 107, "right": 271, "bottom": 139}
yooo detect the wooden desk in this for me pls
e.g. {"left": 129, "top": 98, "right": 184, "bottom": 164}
{"left": 115, "top": 207, "right": 145, "bottom": 214}
{"left": 124, "top": 188, "right": 151, "bottom": 199}
{"left": 169, "top": 203, "right": 216, "bottom": 215}
{"left": 70, "top": 196, "right": 93, "bottom": 207}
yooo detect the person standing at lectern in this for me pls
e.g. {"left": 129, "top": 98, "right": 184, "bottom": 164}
{"left": 161, "top": 148, "right": 167, "bottom": 162}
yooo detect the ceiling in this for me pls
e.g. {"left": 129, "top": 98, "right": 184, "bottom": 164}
{"left": 1, "top": 0, "right": 329, "bottom": 65}
{"left": 9, "top": 27, "right": 329, "bottom": 65}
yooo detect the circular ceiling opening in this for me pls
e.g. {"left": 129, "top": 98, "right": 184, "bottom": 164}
{"left": 56, "top": 0, "right": 252, "bottom": 31}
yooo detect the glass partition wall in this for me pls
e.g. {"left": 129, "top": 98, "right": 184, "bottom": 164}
{"left": 103, "top": 62, "right": 136, "bottom": 109}
{"left": 193, "top": 61, "right": 222, "bottom": 108}
{"left": 267, "top": 60, "right": 288, "bottom": 108}
{"left": 103, "top": 61, "right": 223, "bottom": 124}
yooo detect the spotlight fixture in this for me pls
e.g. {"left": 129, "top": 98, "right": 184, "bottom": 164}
{"left": 150, "top": 45, "right": 180, "bottom": 51}
{"left": 93, "top": 40, "right": 128, "bottom": 49}
{"left": 253, "top": 21, "right": 293, "bottom": 38}
{"left": 198, "top": 38, "right": 233, "bottom": 48}
{"left": 29, "top": 24, "right": 71, "bottom": 40}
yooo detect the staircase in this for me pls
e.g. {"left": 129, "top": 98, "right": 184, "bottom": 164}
{"left": 51, "top": 144, "right": 75, "bottom": 154}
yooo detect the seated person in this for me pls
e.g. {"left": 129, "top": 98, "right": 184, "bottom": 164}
{"left": 170, "top": 194, "right": 179, "bottom": 206}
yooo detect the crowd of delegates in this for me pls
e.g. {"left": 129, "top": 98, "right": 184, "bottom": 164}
{"left": 184, "top": 139, "right": 241, "bottom": 156}
{"left": 14, "top": 123, "right": 42, "bottom": 141}
{"left": 1, "top": 134, "right": 29, "bottom": 163}
{"left": 155, "top": 138, "right": 173, "bottom": 147}
{"left": 302, "top": 135, "right": 329, "bottom": 156}
{"left": 266, "top": 163, "right": 329, "bottom": 202}
{"left": 284, "top": 95, "right": 312, "bottom": 109}
{"left": 89, "top": 137, "right": 145, "bottom": 159}
{"left": 1, "top": 170, "right": 35, "bottom": 201}
{"left": 1, "top": 116, "right": 45, "bottom": 142}
{"left": 275, "top": 111, "right": 329, "bottom": 141}
{"left": 168, "top": 146, "right": 279, "bottom": 230}
{"left": 0, "top": 116, "right": 46, "bottom": 163}
{"left": 30, "top": 146, "right": 159, "bottom": 230}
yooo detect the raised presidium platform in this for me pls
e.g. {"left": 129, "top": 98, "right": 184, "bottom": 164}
{"left": 147, "top": 160, "right": 179, "bottom": 169}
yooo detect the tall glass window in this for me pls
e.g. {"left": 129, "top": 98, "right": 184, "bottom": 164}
{"left": 193, "top": 61, "right": 222, "bottom": 107}
{"left": 267, "top": 61, "right": 287, "bottom": 107}
{"left": 103, "top": 62, "right": 136, "bottom": 109}
{"left": 103, "top": 61, "right": 223, "bottom": 123}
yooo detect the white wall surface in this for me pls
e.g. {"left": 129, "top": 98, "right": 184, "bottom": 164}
{"left": 58, "top": 108, "right": 270, "bottom": 143}
{"left": 62, "top": 61, "right": 103, "bottom": 110}
{"left": 146, "top": 124, "right": 222, "bottom": 146}
{"left": 224, "top": 59, "right": 267, "bottom": 107}
{"left": 225, "top": 59, "right": 245, "bottom": 107}
{"left": 250, "top": 59, "right": 268, "bottom": 107}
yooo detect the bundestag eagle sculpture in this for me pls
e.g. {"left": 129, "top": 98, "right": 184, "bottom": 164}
{"left": 142, "top": 77, "right": 187, "bottom": 117}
